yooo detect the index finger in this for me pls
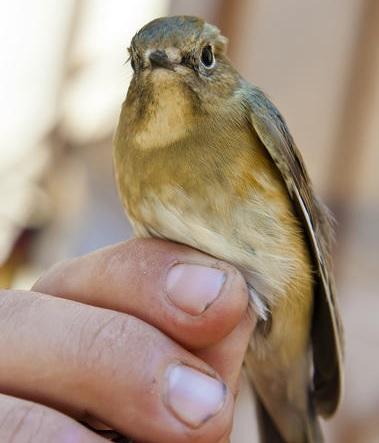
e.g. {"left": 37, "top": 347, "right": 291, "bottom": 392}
{"left": 33, "top": 239, "right": 253, "bottom": 350}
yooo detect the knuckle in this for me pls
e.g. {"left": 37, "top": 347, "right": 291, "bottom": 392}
{"left": 0, "top": 290, "right": 44, "bottom": 327}
{"left": 0, "top": 400, "right": 47, "bottom": 443}
{"left": 68, "top": 308, "right": 131, "bottom": 374}
{"left": 0, "top": 290, "right": 16, "bottom": 320}
{"left": 0, "top": 290, "right": 21, "bottom": 320}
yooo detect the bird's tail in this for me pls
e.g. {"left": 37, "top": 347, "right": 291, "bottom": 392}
{"left": 244, "top": 338, "right": 323, "bottom": 443}
{"left": 254, "top": 392, "right": 323, "bottom": 443}
{"left": 255, "top": 395, "right": 286, "bottom": 443}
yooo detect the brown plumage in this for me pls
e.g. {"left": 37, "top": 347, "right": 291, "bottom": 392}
{"left": 113, "top": 16, "right": 343, "bottom": 443}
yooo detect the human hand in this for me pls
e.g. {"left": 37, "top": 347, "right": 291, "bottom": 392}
{"left": 0, "top": 239, "right": 255, "bottom": 442}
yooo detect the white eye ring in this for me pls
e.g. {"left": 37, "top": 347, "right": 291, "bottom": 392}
{"left": 200, "top": 45, "right": 215, "bottom": 69}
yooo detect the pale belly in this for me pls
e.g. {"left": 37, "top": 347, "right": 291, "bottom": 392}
{"left": 127, "top": 185, "right": 310, "bottom": 320}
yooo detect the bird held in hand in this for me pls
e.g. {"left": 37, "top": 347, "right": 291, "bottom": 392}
{"left": 114, "top": 16, "right": 344, "bottom": 443}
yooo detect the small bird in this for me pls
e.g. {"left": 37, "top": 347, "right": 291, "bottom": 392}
{"left": 113, "top": 16, "right": 343, "bottom": 443}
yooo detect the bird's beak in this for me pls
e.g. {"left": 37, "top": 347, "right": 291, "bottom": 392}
{"left": 149, "top": 50, "right": 175, "bottom": 71}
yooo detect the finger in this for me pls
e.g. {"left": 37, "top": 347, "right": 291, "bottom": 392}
{"left": 33, "top": 238, "right": 251, "bottom": 349}
{"left": 0, "top": 393, "right": 107, "bottom": 443}
{"left": 195, "top": 307, "right": 256, "bottom": 394}
{"left": 87, "top": 306, "right": 254, "bottom": 443}
{"left": 0, "top": 289, "right": 234, "bottom": 443}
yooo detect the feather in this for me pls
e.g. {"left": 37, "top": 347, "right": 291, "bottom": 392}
{"left": 242, "top": 84, "right": 344, "bottom": 417}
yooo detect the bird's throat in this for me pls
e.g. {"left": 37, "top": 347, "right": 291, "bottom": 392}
{"left": 133, "top": 75, "right": 194, "bottom": 150}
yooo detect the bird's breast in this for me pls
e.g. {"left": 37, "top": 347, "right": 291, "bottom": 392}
{"left": 120, "top": 164, "right": 308, "bottom": 306}
{"left": 115, "top": 114, "right": 312, "bottom": 307}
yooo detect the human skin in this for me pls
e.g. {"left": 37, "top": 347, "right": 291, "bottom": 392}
{"left": 0, "top": 239, "right": 255, "bottom": 443}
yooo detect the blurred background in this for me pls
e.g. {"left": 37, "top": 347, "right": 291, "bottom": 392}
{"left": 0, "top": 1, "right": 378, "bottom": 441}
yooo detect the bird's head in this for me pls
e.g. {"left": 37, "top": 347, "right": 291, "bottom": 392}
{"left": 126, "top": 16, "right": 240, "bottom": 114}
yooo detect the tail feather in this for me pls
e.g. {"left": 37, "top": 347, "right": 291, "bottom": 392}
{"left": 252, "top": 387, "right": 323, "bottom": 443}
{"left": 255, "top": 395, "right": 287, "bottom": 443}
{"left": 305, "top": 392, "right": 323, "bottom": 443}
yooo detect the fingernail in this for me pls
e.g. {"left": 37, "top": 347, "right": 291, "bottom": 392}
{"left": 166, "top": 264, "right": 225, "bottom": 315}
{"left": 165, "top": 364, "right": 227, "bottom": 428}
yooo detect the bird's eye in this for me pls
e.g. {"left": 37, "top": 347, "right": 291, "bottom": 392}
{"left": 200, "top": 45, "right": 215, "bottom": 68}
{"left": 130, "top": 57, "right": 136, "bottom": 72}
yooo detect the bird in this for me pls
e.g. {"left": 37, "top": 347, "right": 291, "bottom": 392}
{"left": 113, "top": 15, "right": 344, "bottom": 443}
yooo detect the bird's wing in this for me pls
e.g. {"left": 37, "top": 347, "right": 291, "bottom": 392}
{"left": 242, "top": 84, "right": 344, "bottom": 417}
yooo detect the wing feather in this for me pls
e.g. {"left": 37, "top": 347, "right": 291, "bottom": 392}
{"left": 242, "top": 84, "right": 344, "bottom": 416}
